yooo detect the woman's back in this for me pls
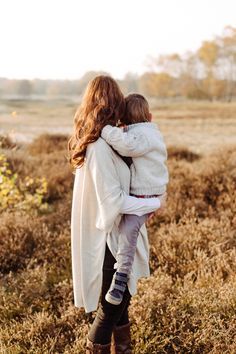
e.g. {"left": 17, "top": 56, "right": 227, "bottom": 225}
{"left": 71, "top": 138, "right": 150, "bottom": 313}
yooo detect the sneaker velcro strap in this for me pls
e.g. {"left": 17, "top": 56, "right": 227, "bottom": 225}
{"left": 113, "top": 283, "right": 126, "bottom": 291}
{"left": 115, "top": 274, "right": 128, "bottom": 282}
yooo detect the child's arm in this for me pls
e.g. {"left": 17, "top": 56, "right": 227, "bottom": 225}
{"left": 101, "top": 125, "right": 150, "bottom": 157}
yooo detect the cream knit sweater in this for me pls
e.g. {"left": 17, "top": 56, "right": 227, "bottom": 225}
{"left": 101, "top": 122, "right": 169, "bottom": 195}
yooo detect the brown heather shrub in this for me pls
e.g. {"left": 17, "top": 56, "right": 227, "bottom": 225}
{"left": 167, "top": 146, "right": 201, "bottom": 162}
{"left": 0, "top": 213, "right": 36, "bottom": 274}
{"left": 27, "top": 133, "right": 69, "bottom": 155}
{"left": 0, "top": 136, "right": 235, "bottom": 353}
{"left": 154, "top": 145, "right": 236, "bottom": 224}
{"left": 0, "top": 133, "right": 19, "bottom": 150}
{"left": 130, "top": 269, "right": 236, "bottom": 353}
{"left": 4, "top": 146, "right": 74, "bottom": 203}
{"left": 0, "top": 212, "right": 71, "bottom": 278}
{"left": 149, "top": 211, "right": 236, "bottom": 279}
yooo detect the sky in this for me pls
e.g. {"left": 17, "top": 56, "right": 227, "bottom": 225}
{"left": 0, "top": 0, "right": 235, "bottom": 80}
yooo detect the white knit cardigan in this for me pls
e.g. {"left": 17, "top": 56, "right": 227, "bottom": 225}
{"left": 71, "top": 138, "right": 150, "bottom": 313}
{"left": 101, "top": 122, "right": 169, "bottom": 195}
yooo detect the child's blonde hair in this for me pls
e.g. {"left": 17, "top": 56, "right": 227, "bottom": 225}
{"left": 122, "top": 93, "right": 150, "bottom": 125}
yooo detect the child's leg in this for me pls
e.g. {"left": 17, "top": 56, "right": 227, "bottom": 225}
{"left": 116, "top": 213, "right": 149, "bottom": 275}
{"left": 105, "top": 213, "right": 149, "bottom": 305}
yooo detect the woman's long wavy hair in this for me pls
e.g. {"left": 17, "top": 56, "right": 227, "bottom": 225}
{"left": 67, "top": 75, "right": 125, "bottom": 170}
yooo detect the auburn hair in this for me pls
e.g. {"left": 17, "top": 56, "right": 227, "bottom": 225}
{"left": 67, "top": 75, "right": 125, "bottom": 170}
{"left": 122, "top": 93, "right": 150, "bottom": 125}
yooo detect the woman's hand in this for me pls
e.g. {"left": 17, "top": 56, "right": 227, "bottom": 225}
{"left": 148, "top": 192, "right": 167, "bottom": 220}
{"left": 158, "top": 192, "right": 167, "bottom": 212}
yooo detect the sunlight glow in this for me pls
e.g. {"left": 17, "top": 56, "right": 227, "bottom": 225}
{"left": 0, "top": 0, "right": 235, "bottom": 80}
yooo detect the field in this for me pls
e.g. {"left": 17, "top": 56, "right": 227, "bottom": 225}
{"left": 0, "top": 99, "right": 236, "bottom": 353}
{"left": 1, "top": 99, "right": 236, "bottom": 153}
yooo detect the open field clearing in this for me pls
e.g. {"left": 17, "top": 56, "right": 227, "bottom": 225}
{"left": 0, "top": 99, "right": 236, "bottom": 154}
{"left": 0, "top": 100, "right": 236, "bottom": 353}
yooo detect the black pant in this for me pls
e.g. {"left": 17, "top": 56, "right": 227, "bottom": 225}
{"left": 88, "top": 243, "right": 132, "bottom": 345}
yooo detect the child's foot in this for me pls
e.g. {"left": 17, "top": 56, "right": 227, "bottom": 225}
{"left": 105, "top": 272, "right": 128, "bottom": 305}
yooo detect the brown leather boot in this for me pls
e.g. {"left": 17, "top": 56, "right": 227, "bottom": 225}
{"left": 86, "top": 338, "right": 111, "bottom": 354}
{"left": 110, "top": 323, "right": 132, "bottom": 354}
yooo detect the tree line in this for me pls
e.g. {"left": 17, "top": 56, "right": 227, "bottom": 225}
{"left": 0, "top": 26, "right": 235, "bottom": 101}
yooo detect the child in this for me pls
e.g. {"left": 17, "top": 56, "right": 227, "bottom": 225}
{"left": 101, "top": 93, "right": 169, "bottom": 305}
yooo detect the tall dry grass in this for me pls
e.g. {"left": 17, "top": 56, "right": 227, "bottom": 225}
{"left": 0, "top": 133, "right": 235, "bottom": 353}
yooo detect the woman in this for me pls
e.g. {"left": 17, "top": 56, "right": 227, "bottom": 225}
{"left": 68, "top": 76, "right": 165, "bottom": 353}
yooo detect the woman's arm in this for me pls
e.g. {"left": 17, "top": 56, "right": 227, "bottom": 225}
{"left": 86, "top": 140, "right": 129, "bottom": 232}
{"left": 121, "top": 194, "right": 166, "bottom": 216}
{"left": 101, "top": 125, "right": 150, "bottom": 157}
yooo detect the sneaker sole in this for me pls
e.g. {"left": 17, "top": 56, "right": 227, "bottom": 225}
{"left": 105, "top": 293, "right": 122, "bottom": 305}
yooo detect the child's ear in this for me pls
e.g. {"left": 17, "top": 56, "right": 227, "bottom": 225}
{"left": 149, "top": 113, "right": 152, "bottom": 121}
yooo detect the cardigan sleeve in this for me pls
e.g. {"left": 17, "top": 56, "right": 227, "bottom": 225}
{"left": 101, "top": 125, "right": 150, "bottom": 157}
{"left": 121, "top": 194, "right": 161, "bottom": 216}
{"left": 86, "top": 142, "right": 126, "bottom": 233}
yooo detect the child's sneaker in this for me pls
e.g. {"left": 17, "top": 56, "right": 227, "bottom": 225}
{"left": 105, "top": 272, "right": 128, "bottom": 305}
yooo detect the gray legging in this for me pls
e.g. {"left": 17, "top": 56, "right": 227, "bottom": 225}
{"left": 116, "top": 213, "right": 149, "bottom": 274}
{"left": 88, "top": 243, "right": 131, "bottom": 345}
